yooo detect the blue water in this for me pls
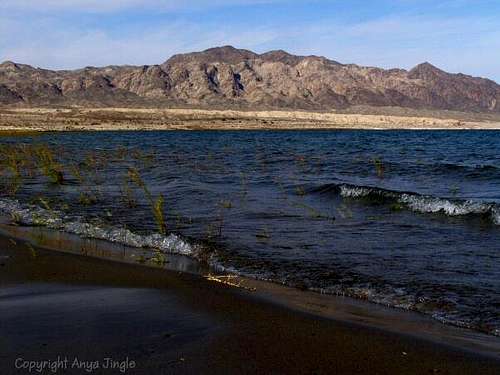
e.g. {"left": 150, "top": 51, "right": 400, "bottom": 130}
{"left": 1, "top": 130, "right": 499, "bottom": 335}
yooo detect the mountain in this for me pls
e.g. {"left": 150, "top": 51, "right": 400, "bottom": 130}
{"left": 1, "top": 46, "right": 499, "bottom": 113}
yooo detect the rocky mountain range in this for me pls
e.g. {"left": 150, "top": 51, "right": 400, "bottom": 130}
{"left": 1, "top": 46, "right": 499, "bottom": 113}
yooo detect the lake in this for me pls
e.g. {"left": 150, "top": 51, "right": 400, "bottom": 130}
{"left": 1, "top": 130, "right": 499, "bottom": 336}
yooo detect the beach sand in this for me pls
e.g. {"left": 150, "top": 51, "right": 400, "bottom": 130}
{"left": 1, "top": 229, "right": 500, "bottom": 374}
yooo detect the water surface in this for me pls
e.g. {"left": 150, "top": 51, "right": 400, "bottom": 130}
{"left": 1, "top": 130, "right": 499, "bottom": 336}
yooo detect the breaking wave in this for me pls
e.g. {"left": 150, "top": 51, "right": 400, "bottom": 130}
{"left": 0, "top": 198, "right": 203, "bottom": 258}
{"left": 314, "top": 183, "right": 500, "bottom": 225}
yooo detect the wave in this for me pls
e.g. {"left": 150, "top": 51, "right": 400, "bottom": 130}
{"left": 310, "top": 284, "right": 499, "bottom": 337}
{"left": 1, "top": 197, "right": 499, "bottom": 337}
{"left": 313, "top": 183, "right": 500, "bottom": 225}
{"left": 0, "top": 198, "right": 203, "bottom": 259}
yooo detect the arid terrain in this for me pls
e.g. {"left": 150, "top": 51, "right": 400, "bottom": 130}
{"left": 3, "top": 45, "right": 500, "bottom": 131}
{"left": 1, "top": 106, "right": 500, "bottom": 131}
{"left": 2, "top": 46, "right": 500, "bottom": 115}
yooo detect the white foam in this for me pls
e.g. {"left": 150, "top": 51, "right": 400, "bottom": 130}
{"left": 0, "top": 198, "right": 197, "bottom": 257}
{"left": 337, "top": 184, "right": 499, "bottom": 224}
{"left": 492, "top": 207, "right": 500, "bottom": 225}
{"left": 339, "top": 185, "right": 372, "bottom": 198}
{"left": 399, "top": 194, "right": 492, "bottom": 216}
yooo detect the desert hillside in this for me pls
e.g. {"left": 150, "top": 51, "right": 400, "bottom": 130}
{"left": 1, "top": 46, "right": 499, "bottom": 113}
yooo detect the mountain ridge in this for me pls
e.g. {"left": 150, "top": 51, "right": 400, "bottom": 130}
{"left": 1, "top": 46, "right": 499, "bottom": 113}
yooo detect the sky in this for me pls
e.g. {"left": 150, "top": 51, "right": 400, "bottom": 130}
{"left": 1, "top": 0, "right": 499, "bottom": 82}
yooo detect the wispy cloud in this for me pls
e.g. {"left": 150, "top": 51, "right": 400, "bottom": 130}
{"left": 1, "top": 1, "right": 499, "bottom": 82}
{"left": 279, "top": 13, "right": 500, "bottom": 79}
{"left": 0, "top": 0, "right": 286, "bottom": 13}
{"left": 0, "top": 15, "right": 280, "bottom": 68}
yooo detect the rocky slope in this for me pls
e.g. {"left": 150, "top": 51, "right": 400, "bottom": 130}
{"left": 1, "top": 46, "right": 499, "bottom": 113}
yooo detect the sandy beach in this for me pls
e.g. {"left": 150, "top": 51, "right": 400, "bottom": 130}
{"left": 1, "top": 106, "right": 500, "bottom": 131}
{"left": 1, "top": 223, "right": 499, "bottom": 374}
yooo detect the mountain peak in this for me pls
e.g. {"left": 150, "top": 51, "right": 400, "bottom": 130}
{"left": 164, "top": 45, "right": 258, "bottom": 65}
{"left": 408, "top": 62, "right": 445, "bottom": 78}
{"left": 416, "top": 61, "right": 436, "bottom": 68}
{"left": 0, "top": 61, "right": 20, "bottom": 70}
{"left": 163, "top": 46, "right": 334, "bottom": 67}
{"left": 0, "top": 61, "right": 39, "bottom": 72}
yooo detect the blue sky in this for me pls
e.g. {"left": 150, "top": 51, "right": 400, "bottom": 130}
{"left": 1, "top": 0, "right": 499, "bottom": 82}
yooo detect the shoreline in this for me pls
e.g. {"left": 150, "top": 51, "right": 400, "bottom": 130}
{"left": 2, "top": 106, "right": 500, "bottom": 131}
{"left": 1, "top": 226, "right": 500, "bottom": 374}
{"left": 1, "top": 220, "right": 499, "bottom": 363}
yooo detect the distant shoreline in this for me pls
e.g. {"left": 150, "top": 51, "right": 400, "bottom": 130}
{"left": 1, "top": 106, "right": 500, "bottom": 131}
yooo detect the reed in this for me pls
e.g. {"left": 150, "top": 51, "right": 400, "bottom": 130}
{"left": 1, "top": 146, "right": 24, "bottom": 195}
{"left": 152, "top": 194, "right": 167, "bottom": 235}
{"left": 255, "top": 228, "right": 271, "bottom": 241}
{"left": 10, "top": 211, "right": 22, "bottom": 225}
{"left": 220, "top": 200, "right": 232, "bottom": 209}
{"left": 295, "top": 185, "right": 306, "bottom": 196}
{"left": 373, "top": 157, "right": 385, "bottom": 178}
{"left": 150, "top": 249, "right": 168, "bottom": 266}
{"left": 120, "top": 176, "right": 137, "bottom": 208}
{"left": 78, "top": 192, "right": 98, "bottom": 206}
{"left": 390, "top": 202, "right": 404, "bottom": 212}
{"left": 215, "top": 199, "right": 233, "bottom": 237}
{"left": 294, "top": 202, "right": 335, "bottom": 221}
{"left": 204, "top": 222, "right": 217, "bottom": 240}
{"left": 34, "top": 144, "right": 64, "bottom": 185}
{"left": 26, "top": 243, "right": 38, "bottom": 259}
{"left": 128, "top": 167, "right": 167, "bottom": 235}
{"left": 239, "top": 172, "right": 249, "bottom": 202}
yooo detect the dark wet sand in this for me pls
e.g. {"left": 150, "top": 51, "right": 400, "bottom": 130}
{"left": 1, "top": 235, "right": 499, "bottom": 374}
